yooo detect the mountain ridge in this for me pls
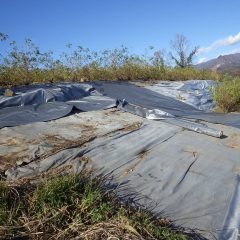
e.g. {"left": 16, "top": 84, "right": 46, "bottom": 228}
{"left": 196, "top": 52, "right": 240, "bottom": 75}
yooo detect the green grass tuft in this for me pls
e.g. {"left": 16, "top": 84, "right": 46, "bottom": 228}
{"left": 0, "top": 172, "right": 202, "bottom": 239}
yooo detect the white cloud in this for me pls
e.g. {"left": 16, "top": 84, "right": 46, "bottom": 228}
{"left": 198, "top": 32, "right": 240, "bottom": 54}
{"left": 197, "top": 57, "right": 207, "bottom": 64}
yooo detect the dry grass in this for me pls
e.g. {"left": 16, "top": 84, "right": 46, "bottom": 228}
{"left": 0, "top": 171, "right": 204, "bottom": 240}
{"left": 0, "top": 66, "right": 221, "bottom": 88}
{"left": 0, "top": 36, "right": 222, "bottom": 87}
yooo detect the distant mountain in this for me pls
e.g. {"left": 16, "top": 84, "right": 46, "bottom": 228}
{"left": 196, "top": 53, "right": 240, "bottom": 76}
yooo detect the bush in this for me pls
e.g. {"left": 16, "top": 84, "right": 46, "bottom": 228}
{"left": 0, "top": 35, "right": 223, "bottom": 87}
{"left": 212, "top": 77, "right": 240, "bottom": 112}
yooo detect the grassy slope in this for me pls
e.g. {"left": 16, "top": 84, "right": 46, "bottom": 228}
{"left": 0, "top": 172, "right": 202, "bottom": 240}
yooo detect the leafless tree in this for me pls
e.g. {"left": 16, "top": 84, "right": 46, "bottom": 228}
{"left": 170, "top": 34, "right": 199, "bottom": 68}
{"left": 151, "top": 49, "right": 166, "bottom": 69}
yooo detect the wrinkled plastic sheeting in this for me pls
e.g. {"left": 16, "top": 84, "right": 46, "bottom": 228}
{"left": 145, "top": 80, "right": 215, "bottom": 111}
{"left": 0, "top": 102, "right": 73, "bottom": 128}
{"left": 5, "top": 121, "right": 240, "bottom": 239}
{"left": 0, "top": 83, "right": 94, "bottom": 108}
{"left": 117, "top": 99, "right": 223, "bottom": 138}
{"left": 0, "top": 83, "right": 117, "bottom": 128}
{"left": 219, "top": 176, "right": 240, "bottom": 240}
{"left": 0, "top": 81, "right": 240, "bottom": 132}
{"left": 67, "top": 95, "right": 116, "bottom": 111}
{"left": 91, "top": 81, "right": 240, "bottom": 129}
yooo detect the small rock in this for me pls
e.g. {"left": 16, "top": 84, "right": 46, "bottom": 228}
{"left": 4, "top": 89, "right": 14, "bottom": 97}
{"left": 80, "top": 77, "right": 88, "bottom": 83}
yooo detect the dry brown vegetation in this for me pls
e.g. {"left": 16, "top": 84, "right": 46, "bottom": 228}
{"left": 0, "top": 33, "right": 220, "bottom": 87}
{"left": 0, "top": 171, "right": 204, "bottom": 240}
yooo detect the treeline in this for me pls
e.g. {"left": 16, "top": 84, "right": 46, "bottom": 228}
{"left": 1, "top": 33, "right": 240, "bottom": 112}
{"left": 0, "top": 33, "right": 221, "bottom": 86}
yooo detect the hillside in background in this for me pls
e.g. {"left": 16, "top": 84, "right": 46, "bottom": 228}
{"left": 196, "top": 53, "right": 240, "bottom": 76}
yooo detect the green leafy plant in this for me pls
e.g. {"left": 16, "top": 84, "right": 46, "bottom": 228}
{"left": 212, "top": 77, "right": 240, "bottom": 112}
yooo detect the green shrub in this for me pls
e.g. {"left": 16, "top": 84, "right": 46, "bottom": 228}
{"left": 212, "top": 77, "right": 240, "bottom": 112}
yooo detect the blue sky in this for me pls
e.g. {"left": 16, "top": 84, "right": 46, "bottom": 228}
{"left": 1, "top": 0, "right": 240, "bottom": 63}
